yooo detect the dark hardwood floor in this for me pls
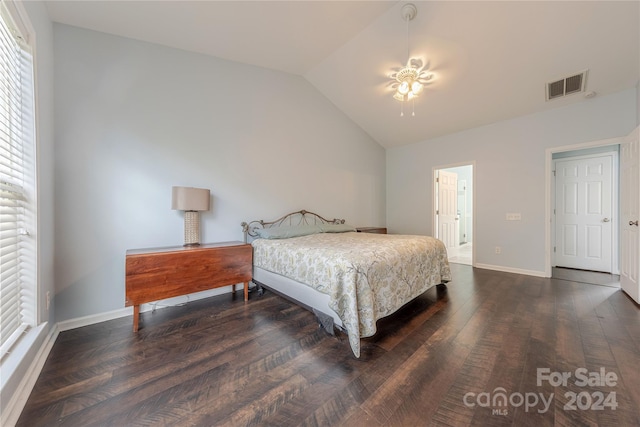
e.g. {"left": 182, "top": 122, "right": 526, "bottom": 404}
{"left": 552, "top": 267, "right": 620, "bottom": 288}
{"left": 17, "top": 264, "right": 640, "bottom": 426}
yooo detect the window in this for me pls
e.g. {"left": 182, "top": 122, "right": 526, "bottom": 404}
{"left": 0, "top": 1, "right": 36, "bottom": 358}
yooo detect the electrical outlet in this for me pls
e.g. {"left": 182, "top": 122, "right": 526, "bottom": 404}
{"left": 46, "top": 291, "right": 50, "bottom": 310}
{"left": 495, "top": 246, "right": 501, "bottom": 254}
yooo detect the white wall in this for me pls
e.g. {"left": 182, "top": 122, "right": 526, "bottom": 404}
{"left": 53, "top": 24, "right": 386, "bottom": 322}
{"left": 28, "top": 1, "right": 56, "bottom": 330}
{"left": 387, "top": 89, "right": 637, "bottom": 275}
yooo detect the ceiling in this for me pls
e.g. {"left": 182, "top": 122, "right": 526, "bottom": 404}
{"left": 46, "top": 1, "right": 639, "bottom": 148}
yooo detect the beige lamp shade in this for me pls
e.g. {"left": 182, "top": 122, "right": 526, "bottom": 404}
{"left": 171, "top": 186, "right": 210, "bottom": 211}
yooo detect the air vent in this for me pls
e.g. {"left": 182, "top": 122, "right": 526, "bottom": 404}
{"left": 546, "top": 70, "right": 588, "bottom": 101}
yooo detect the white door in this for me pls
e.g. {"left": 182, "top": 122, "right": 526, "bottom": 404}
{"left": 555, "top": 154, "right": 613, "bottom": 272}
{"left": 620, "top": 127, "right": 640, "bottom": 303}
{"left": 437, "top": 170, "right": 458, "bottom": 249}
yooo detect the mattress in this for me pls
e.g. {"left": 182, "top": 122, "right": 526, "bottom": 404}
{"left": 252, "top": 231, "right": 451, "bottom": 357}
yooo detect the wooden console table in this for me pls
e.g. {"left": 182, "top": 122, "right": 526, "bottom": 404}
{"left": 125, "top": 241, "right": 252, "bottom": 332}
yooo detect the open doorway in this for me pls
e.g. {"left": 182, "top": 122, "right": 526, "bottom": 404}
{"left": 547, "top": 141, "right": 621, "bottom": 286}
{"left": 434, "top": 163, "right": 474, "bottom": 265}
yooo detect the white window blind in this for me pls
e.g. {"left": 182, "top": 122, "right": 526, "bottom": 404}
{"left": 0, "top": 1, "right": 35, "bottom": 358}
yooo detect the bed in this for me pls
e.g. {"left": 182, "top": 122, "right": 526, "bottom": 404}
{"left": 241, "top": 210, "right": 451, "bottom": 357}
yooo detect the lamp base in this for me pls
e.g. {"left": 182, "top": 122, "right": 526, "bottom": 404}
{"left": 184, "top": 211, "right": 200, "bottom": 246}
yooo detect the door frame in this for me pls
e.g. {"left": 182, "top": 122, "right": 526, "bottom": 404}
{"left": 545, "top": 136, "right": 623, "bottom": 277}
{"left": 433, "top": 161, "right": 476, "bottom": 266}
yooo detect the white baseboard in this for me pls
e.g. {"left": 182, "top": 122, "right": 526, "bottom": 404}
{"left": 1, "top": 323, "right": 59, "bottom": 427}
{"left": 57, "top": 307, "right": 132, "bottom": 332}
{"left": 474, "top": 263, "right": 547, "bottom": 278}
{"left": 57, "top": 285, "right": 236, "bottom": 332}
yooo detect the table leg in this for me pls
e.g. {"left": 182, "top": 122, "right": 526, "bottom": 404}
{"left": 133, "top": 305, "right": 140, "bottom": 332}
{"left": 244, "top": 281, "right": 249, "bottom": 301}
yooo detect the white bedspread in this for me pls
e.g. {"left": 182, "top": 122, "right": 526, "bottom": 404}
{"left": 252, "top": 232, "right": 451, "bottom": 357}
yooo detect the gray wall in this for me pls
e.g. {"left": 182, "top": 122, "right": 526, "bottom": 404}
{"left": 637, "top": 81, "right": 640, "bottom": 125}
{"left": 53, "top": 24, "right": 386, "bottom": 322}
{"left": 387, "top": 89, "right": 637, "bottom": 275}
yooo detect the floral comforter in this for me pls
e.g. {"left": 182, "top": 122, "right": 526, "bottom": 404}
{"left": 251, "top": 232, "right": 451, "bottom": 357}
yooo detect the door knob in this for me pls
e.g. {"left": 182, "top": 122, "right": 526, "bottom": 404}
{"left": 602, "top": 218, "right": 610, "bottom": 222}
{"left": 630, "top": 220, "right": 639, "bottom": 226}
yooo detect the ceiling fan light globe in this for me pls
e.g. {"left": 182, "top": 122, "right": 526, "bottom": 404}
{"left": 411, "top": 81, "right": 423, "bottom": 95}
{"left": 398, "top": 81, "right": 410, "bottom": 95}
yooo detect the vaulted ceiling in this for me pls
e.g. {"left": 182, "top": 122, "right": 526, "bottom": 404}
{"left": 46, "top": 1, "right": 639, "bottom": 148}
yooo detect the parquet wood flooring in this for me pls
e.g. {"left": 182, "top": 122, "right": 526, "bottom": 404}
{"left": 16, "top": 264, "right": 640, "bottom": 426}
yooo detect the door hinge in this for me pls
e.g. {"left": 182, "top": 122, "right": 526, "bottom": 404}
{"left": 554, "top": 246, "right": 556, "bottom": 253}
{"left": 436, "top": 177, "right": 439, "bottom": 183}
{"left": 553, "top": 170, "right": 556, "bottom": 177}
{"left": 436, "top": 210, "right": 439, "bottom": 215}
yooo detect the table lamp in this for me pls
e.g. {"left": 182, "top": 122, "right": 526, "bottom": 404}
{"left": 171, "top": 186, "right": 210, "bottom": 246}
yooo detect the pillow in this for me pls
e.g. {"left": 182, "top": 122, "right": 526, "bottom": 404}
{"left": 317, "top": 223, "right": 357, "bottom": 233}
{"left": 255, "top": 224, "right": 321, "bottom": 239}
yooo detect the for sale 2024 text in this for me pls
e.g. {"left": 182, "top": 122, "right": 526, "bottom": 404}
{"left": 537, "top": 367, "right": 618, "bottom": 411}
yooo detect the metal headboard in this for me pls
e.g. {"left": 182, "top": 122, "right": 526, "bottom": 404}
{"left": 241, "top": 209, "right": 345, "bottom": 243}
